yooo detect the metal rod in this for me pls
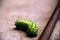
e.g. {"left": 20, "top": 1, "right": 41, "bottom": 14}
{"left": 38, "top": 2, "right": 60, "bottom": 40}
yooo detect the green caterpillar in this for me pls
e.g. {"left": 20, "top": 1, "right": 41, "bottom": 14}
{"left": 15, "top": 19, "right": 38, "bottom": 36}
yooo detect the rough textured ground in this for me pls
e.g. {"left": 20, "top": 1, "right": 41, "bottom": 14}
{"left": 0, "top": 0, "right": 58, "bottom": 40}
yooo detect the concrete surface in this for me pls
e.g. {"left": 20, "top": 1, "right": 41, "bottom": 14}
{"left": 0, "top": 0, "right": 58, "bottom": 40}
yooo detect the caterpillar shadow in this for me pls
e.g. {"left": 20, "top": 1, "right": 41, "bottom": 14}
{"left": 14, "top": 27, "right": 37, "bottom": 38}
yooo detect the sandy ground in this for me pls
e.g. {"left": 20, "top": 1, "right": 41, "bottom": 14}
{"left": 0, "top": 0, "right": 58, "bottom": 40}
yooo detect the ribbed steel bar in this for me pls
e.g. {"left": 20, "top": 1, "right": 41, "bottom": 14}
{"left": 38, "top": 1, "right": 60, "bottom": 40}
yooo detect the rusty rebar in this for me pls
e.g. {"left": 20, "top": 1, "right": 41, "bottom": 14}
{"left": 38, "top": 1, "right": 60, "bottom": 40}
